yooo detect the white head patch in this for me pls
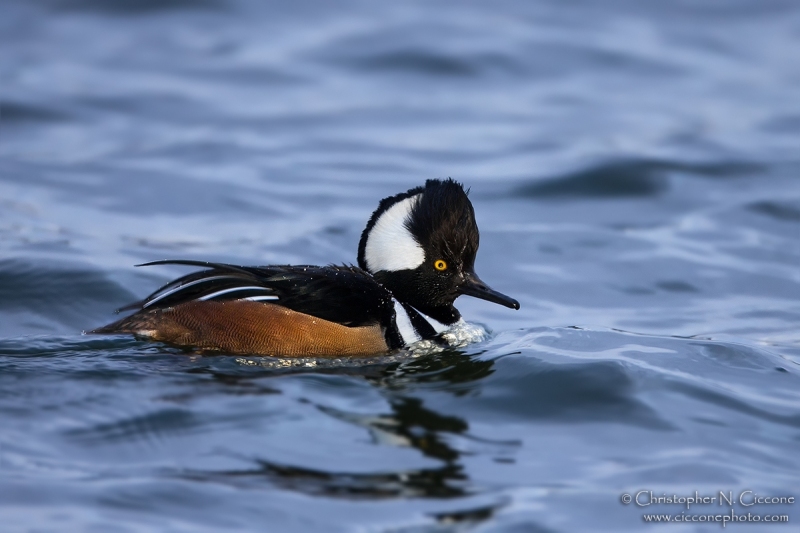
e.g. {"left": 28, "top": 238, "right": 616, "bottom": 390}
{"left": 364, "top": 194, "right": 424, "bottom": 272}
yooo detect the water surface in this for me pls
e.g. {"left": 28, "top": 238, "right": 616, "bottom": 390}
{"left": 1, "top": 0, "right": 799, "bottom": 531}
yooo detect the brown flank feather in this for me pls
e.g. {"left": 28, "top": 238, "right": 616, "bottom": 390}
{"left": 92, "top": 301, "right": 390, "bottom": 357}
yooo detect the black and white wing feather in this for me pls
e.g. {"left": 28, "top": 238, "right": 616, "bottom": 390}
{"left": 120, "top": 260, "right": 396, "bottom": 328}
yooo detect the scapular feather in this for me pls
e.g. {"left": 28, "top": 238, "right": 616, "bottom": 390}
{"left": 123, "top": 261, "right": 396, "bottom": 328}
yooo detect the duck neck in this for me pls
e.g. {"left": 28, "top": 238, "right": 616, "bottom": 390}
{"left": 371, "top": 270, "right": 462, "bottom": 326}
{"left": 406, "top": 302, "right": 461, "bottom": 326}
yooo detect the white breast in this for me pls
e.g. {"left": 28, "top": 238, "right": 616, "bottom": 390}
{"left": 411, "top": 307, "right": 449, "bottom": 334}
{"left": 393, "top": 299, "right": 421, "bottom": 345}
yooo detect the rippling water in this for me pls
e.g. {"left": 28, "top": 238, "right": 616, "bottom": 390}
{"left": 2, "top": 1, "right": 799, "bottom": 531}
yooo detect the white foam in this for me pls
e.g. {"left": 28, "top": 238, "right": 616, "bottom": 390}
{"left": 407, "top": 319, "right": 489, "bottom": 356}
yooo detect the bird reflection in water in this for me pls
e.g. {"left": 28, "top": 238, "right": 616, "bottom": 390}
{"left": 174, "top": 350, "right": 518, "bottom": 503}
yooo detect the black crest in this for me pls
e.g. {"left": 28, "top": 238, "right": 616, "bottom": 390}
{"left": 405, "top": 179, "right": 478, "bottom": 270}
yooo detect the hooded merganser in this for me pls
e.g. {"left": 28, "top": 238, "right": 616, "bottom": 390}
{"left": 91, "top": 179, "right": 519, "bottom": 356}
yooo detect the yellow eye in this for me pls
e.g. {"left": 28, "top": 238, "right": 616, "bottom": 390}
{"left": 434, "top": 259, "right": 447, "bottom": 271}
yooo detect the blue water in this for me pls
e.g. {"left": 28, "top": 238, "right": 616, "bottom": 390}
{"left": 2, "top": 1, "right": 800, "bottom": 531}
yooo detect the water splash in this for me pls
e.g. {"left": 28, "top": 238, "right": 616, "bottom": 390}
{"left": 407, "top": 319, "right": 489, "bottom": 357}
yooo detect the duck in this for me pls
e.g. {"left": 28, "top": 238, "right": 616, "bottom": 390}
{"left": 90, "top": 179, "right": 519, "bottom": 356}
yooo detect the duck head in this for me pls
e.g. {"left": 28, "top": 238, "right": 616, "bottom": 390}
{"left": 358, "top": 178, "right": 519, "bottom": 325}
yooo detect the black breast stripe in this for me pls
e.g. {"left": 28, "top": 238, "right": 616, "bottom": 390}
{"left": 401, "top": 302, "right": 439, "bottom": 340}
